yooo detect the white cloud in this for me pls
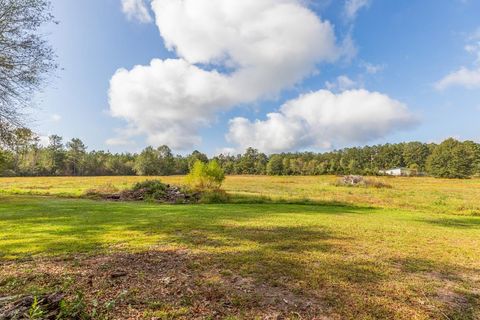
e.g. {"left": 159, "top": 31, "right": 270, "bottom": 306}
{"left": 121, "top": 0, "right": 152, "bottom": 23}
{"left": 227, "top": 89, "right": 417, "bottom": 154}
{"left": 435, "top": 67, "right": 480, "bottom": 90}
{"left": 109, "top": 0, "right": 341, "bottom": 150}
{"left": 435, "top": 27, "right": 480, "bottom": 90}
{"left": 344, "top": 0, "right": 370, "bottom": 20}
{"left": 339, "top": 32, "right": 358, "bottom": 63}
{"left": 325, "top": 75, "right": 359, "bottom": 91}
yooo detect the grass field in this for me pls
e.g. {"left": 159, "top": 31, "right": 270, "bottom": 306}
{"left": 1, "top": 175, "right": 480, "bottom": 215}
{"left": 1, "top": 176, "right": 480, "bottom": 319}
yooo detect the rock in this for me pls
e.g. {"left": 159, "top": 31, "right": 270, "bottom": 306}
{"left": 339, "top": 175, "right": 365, "bottom": 186}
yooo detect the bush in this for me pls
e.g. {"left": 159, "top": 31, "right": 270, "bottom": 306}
{"left": 131, "top": 180, "right": 168, "bottom": 200}
{"left": 186, "top": 160, "right": 225, "bottom": 191}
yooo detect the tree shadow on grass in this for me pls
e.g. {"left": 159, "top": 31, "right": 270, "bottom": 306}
{"left": 392, "top": 256, "right": 480, "bottom": 320}
{"left": 2, "top": 196, "right": 479, "bottom": 318}
{"left": 226, "top": 192, "right": 374, "bottom": 208}
{"left": 418, "top": 217, "right": 480, "bottom": 229}
{"left": 0, "top": 196, "right": 373, "bottom": 259}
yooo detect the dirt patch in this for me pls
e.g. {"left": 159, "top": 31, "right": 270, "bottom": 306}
{"left": 0, "top": 250, "right": 331, "bottom": 319}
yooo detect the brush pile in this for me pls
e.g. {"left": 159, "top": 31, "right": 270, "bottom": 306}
{"left": 86, "top": 180, "right": 201, "bottom": 203}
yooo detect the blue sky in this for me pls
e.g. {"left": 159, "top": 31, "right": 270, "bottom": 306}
{"left": 34, "top": 0, "right": 480, "bottom": 155}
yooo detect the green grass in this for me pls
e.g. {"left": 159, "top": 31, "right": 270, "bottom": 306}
{"left": 1, "top": 194, "right": 479, "bottom": 319}
{"left": 1, "top": 175, "right": 480, "bottom": 215}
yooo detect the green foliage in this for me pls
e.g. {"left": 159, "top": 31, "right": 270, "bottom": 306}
{"left": 0, "top": 0, "right": 56, "bottom": 129}
{"left": 66, "top": 138, "right": 87, "bottom": 176}
{"left": 426, "top": 138, "right": 477, "bottom": 178}
{"left": 266, "top": 154, "right": 284, "bottom": 175}
{"left": 235, "top": 147, "right": 267, "bottom": 174}
{"left": 187, "top": 150, "right": 209, "bottom": 169}
{"left": 58, "top": 292, "right": 90, "bottom": 320}
{"left": 2, "top": 133, "right": 480, "bottom": 179}
{"left": 132, "top": 180, "right": 168, "bottom": 199}
{"left": 28, "top": 296, "right": 45, "bottom": 319}
{"left": 186, "top": 160, "right": 225, "bottom": 190}
{"left": 134, "top": 145, "right": 175, "bottom": 176}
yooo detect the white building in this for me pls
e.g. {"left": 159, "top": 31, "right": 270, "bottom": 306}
{"left": 380, "top": 167, "right": 410, "bottom": 176}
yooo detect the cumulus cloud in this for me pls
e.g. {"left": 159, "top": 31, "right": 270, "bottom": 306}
{"left": 344, "top": 0, "right": 370, "bottom": 20}
{"left": 121, "top": 0, "right": 152, "bottom": 23}
{"left": 435, "top": 28, "right": 480, "bottom": 90}
{"left": 109, "top": 0, "right": 341, "bottom": 149}
{"left": 109, "top": 58, "right": 235, "bottom": 148}
{"left": 435, "top": 67, "right": 480, "bottom": 90}
{"left": 227, "top": 89, "right": 417, "bottom": 154}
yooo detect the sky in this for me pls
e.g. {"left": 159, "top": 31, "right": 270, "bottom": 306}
{"left": 33, "top": 0, "right": 480, "bottom": 155}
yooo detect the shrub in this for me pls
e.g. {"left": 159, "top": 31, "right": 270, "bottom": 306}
{"left": 186, "top": 160, "right": 225, "bottom": 191}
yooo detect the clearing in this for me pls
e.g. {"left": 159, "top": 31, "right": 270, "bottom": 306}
{"left": 0, "top": 176, "right": 479, "bottom": 319}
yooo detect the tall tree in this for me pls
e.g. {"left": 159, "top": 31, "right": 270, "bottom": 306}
{"left": 426, "top": 138, "right": 474, "bottom": 178}
{"left": 187, "top": 150, "right": 209, "bottom": 169}
{"left": 47, "top": 134, "right": 64, "bottom": 174}
{"left": 11, "top": 127, "right": 36, "bottom": 173}
{"left": 66, "top": 138, "right": 86, "bottom": 175}
{"left": 156, "top": 145, "right": 174, "bottom": 175}
{"left": 403, "top": 142, "right": 430, "bottom": 172}
{"left": 266, "top": 154, "right": 283, "bottom": 175}
{"left": 0, "top": 0, "right": 56, "bottom": 130}
{"left": 134, "top": 146, "right": 159, "bottom": 176}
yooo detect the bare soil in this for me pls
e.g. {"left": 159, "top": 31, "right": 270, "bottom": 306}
{"left": 0, "top": 250, "right": 332, "bottom": 319}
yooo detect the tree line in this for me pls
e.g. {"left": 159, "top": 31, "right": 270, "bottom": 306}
{"left": 0, "top": 128, "right": 479, "bottom": 178}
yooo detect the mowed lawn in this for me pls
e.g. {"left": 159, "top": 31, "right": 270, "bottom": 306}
{"left": 0, "top": 177, "right": 480, "bottom": 319}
